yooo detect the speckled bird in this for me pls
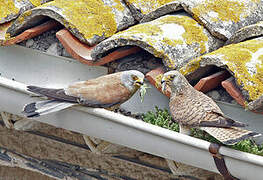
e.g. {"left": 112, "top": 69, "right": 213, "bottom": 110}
{"left": 161, "top": 70, "right": 260, "bottom": 145}
{"left": 23, "top": 70, "right": 144, "bottom": 118}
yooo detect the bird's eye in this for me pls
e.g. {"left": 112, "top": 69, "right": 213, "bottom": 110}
{"left": 170, "top": 75, "right": 175, "bottom": 79}
{"left": 132, "top": 75, "right": 138, "bottom": 81}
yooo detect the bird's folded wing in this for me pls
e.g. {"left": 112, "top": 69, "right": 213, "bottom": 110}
{"left": 201, "top": 127, "right": 260, "bottom": 145}
{"left": 170, "top": 90, "right": 245, "bottom": 128}
{"left": 27, "top": 72, "right": 132, "bottom": 108}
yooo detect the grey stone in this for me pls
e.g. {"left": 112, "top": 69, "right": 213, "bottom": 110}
{"left": 248, "top": 95, "right": 263, "bottom": 112}
{"left": 46, "top": 43, "right": 59, "bottom": 56}
{"left": 25, "top": 39, "right": 34, "bottom": 48}
{"left": 206, "top": 90, "right": 221, "bottom": 101}
{"left": 61, "top": 48, "right": 71, "bottom": 58}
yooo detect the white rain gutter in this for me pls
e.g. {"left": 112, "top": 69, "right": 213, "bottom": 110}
{"left": 0, "top": 46, "right": 263, "bottom": 179}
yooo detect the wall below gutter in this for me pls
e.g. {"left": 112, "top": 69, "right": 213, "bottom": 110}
{"left": 0, "top": 46, "right": 263, "bottom": 179}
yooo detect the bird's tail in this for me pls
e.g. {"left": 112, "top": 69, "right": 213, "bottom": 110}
{"left": 201, "top": 127, "right": 261, "bottom": 145}
{"left": 23, "top": 100, "right": 74, "bottom": 118}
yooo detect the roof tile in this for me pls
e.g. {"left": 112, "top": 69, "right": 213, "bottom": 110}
{"left": 6, "top": 0, "right": 135, "bottom": 46}
{"left": 180, "top": 37, "right": 263, "bottom": 111}
{"left": 92, "top": 13, "right": 223, "bottom": 70}
{"left": 0, "top": 0, "right": 53, "bottom": 24}
{"left": 183, "top": 0, "right": 263, "bottom": 40}
{"left": 56, "top": 28, "right": 141, "bottom": 65}
{"left": 0, "top": 20, "right": 59, "bottom": 46}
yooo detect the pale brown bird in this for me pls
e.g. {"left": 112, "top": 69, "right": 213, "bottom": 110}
{"left": 161, "top": 71, "right": 260, "bottom": 145}
{"left": 23, "top": 70, "right": 144, "bottom": 118}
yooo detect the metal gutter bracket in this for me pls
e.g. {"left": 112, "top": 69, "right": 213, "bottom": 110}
{"left": 209, "top": 143, "right": 239, "bottom": 180}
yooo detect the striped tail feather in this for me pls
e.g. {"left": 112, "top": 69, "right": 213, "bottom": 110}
{"left": 23, "top": 100, "right": 74, "bottom": 118}
{"left": 201, "top": 127, "right": 261, "bottom": 145}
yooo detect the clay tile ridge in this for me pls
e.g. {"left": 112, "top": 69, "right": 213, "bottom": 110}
{"left": 56, "top": 29, "right": 141, "bottom": 66}
{"left": 1, "top": 20, "right": 59, "bottom": 46}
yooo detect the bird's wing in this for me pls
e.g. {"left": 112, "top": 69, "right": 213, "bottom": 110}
{"left": 201, "top": 127, "right": 260, "bottom": 145}
{"left": 27, "top": 86, "right": 78, "bottom": 102}
{"left": 169, "top": 88, "right": 245, "bottom": 128}
{"left": 28, "top": 72, "right": 133, "bottom": 108}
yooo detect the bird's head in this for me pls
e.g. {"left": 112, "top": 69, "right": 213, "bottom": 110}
{"left": 121, "top": 70, "right": 145, "bottom": 92}
{"left": 161, "top": 71, "right": 188, "bottom": 93}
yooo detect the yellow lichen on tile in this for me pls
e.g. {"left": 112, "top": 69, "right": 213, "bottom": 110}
{"left": 111, "top": 0, "right": 125, "bottom": 11}
{"left": 180, "top": 56, "right": 201, "bottom": 76}
{"left": 126, "top": 0, "right": 177, "bottom": 15}
{"left": 0, "top": 0, "right": 19, "bottom": 22}
{"left": 181, "top": 39, "right": 263, "bottom": 101}
{"left": 29, "top": 0, "right": 43, "bottom": 6}
{"left": 159, "top": 16, "right": 209, "bottom": 54}
{"left": 16, "top": 10, "right": 32, "bottom": 25}
{"left": 191, "top": 0, "right": 259, "bottom": 23}
{"left": 41, "top": 0, "right": 117, "bottom": 41}
{"left": 114, "top": 15, "right": 209, "bottom": 69}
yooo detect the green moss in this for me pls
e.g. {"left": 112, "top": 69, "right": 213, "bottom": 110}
{"left": 142, "top": 107, "right": 179, "bottom": 132}
{"left": 143, "top": 107, "right": 263, "bottom": 156}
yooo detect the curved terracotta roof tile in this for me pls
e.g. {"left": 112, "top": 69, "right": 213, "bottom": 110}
{"left": 180, "top": 37, "right": 263, "bottom": 111}
{"left": 92, "top": 13, "right": 223, "bottom": 70}
{"left": 6, "top": 0, "right": 135, "bottom": 46}
{"left": 0, "top": 20, "right": 59, "bottom": 46}
{"left": 0, "top": 0, "right": 53, "bottom": 24}
{"left": 221, "top": 77, "right": 246, "bottom": 107}
{"left": 145, "top": 67, "right": 171, "bottom": 97}
{"left": 183, "top": 0, "right": 263, "bottom": 40}
{"left": 56, "top": 28, "right": 141, "bottom": 65}
{"left": 125, "top": 0, "right": 183, "bottom": 22}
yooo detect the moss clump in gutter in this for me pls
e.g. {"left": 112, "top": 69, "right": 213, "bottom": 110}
{"left": 143, "top": 107, "right": 263, "bottom": 156}
{"left": 180, "top": 38, "right": 263, "bottom": 102}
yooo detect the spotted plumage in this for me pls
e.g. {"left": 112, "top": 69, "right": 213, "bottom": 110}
{"left": 161, "top": 70, "right": 260, "bottom": 145}
{"left": 23, "top": 70, "right": 144, "bottom": 118}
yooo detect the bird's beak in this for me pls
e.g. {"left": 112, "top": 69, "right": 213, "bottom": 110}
{"left": 161, "top": 79, "right": 167, "bottom": 93}
{"left": 135, "top": 78, "right": 144, "bottom": 87}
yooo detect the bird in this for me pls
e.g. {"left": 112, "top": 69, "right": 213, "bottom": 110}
{"left": 23, "top": 70, "right": 144, "bottom": 118}
{"left": 161, "top": 70, "right": 260, "bottom": 145}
